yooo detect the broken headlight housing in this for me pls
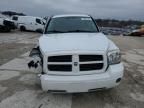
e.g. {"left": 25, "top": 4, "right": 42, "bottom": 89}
{"left": 108, "top": 50, "right": 121, "bottom": 65}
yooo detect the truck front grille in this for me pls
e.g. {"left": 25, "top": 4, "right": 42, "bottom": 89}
{"left": 48, "top": 55, "right": 72, "bottom": 62}
{"left": 47, "top": 54, "right": 104, "bottom": 72}
{"left": 79, "top": 55, "right": 103, "bottom": 62}
{"left": 3, "top": 20, "right": 15, "bottom": 28}
{"left": 48, "top": 64, "right": 72, "bottom": 71}
{"left": 80, "top": 63, "right": 103, "bottom": 71}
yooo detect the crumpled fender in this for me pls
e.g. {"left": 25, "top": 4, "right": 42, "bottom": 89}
{"left": 28, "top": 46, "right": 43, "bottom": 73}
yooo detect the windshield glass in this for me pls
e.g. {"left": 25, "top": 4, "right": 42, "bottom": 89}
{"left": 45, "top": 17, "right": 99, "bottom": 34}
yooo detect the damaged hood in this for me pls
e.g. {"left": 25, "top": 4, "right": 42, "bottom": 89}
{"left": 39, "top": 33, "right": 109, "bottom": 53}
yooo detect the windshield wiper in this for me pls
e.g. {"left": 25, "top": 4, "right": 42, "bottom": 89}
{"left": 66, "top": 30, "right": 97, "bottom": 33}
{"left": 47, "top": 30, "right": 97, "bottom": 34}
{"left": 47, "top": 30, "right": 65, "bottom": 33}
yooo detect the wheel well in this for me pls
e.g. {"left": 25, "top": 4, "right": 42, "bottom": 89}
{"left": 20, "top": 25, "right": 26, "bottom": 31}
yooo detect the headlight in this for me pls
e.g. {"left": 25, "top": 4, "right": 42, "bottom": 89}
{"left": 108, "top": 50, "right": 121, "bottom": 65}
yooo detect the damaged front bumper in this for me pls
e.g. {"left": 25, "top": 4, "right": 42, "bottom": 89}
{"left": 39, "top": 63, "right": 124, "bottom": 93}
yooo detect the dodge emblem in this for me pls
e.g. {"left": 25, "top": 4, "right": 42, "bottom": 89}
{"left": 74, "top": 62, "right": 78, "bottom": 66}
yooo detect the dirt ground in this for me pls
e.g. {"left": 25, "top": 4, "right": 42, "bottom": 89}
{"left": 0, "top": 32, "right": 144, "bottom": 108}
{"left": 0, "top": 31, "right": 39, "bottom": 65}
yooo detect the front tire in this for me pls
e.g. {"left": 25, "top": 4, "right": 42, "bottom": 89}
{"left": 20, "top": 26, "right": 26, "bottom": 31}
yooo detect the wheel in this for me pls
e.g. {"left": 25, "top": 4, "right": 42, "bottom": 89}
{"left": 20, "top": 26, "right": 26, "bottom": 31}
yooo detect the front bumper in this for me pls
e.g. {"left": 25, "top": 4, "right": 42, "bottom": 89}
{"left": 3, "top": 20, "right": 16, "bottom": 29}
{"left": 40, "top": 63, "right": 124, "bottom": 93}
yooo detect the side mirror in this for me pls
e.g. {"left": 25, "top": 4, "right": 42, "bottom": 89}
{"left": 43, "top": 22, "right": 45, "bottom": 25}
{"left": 99, "top": 27, "right": 107, "bottom": 35}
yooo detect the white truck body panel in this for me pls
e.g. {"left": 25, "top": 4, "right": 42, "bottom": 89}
{"left": 39, "top": 33, "right": 110, "bottom": 53}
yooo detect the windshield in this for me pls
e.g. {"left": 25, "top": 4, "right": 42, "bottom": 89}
{"left": 45, "top": 17, "right": 99, "bottom": 34}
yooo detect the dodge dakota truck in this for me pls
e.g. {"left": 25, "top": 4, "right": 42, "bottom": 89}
{"left": 28, "top": 14, "right": 124, "bottom": 93}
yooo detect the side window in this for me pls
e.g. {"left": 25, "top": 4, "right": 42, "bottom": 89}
{"left": 12, "top": 16, "right": 18, "bottom": 21}
{"left": 36, "top": 18, "right": 41, "bottom": 24}
{"left": 42, "top": 21, "right": 45, "bottom": 25}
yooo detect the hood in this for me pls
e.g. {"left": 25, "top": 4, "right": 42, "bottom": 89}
{"left": 39, "top": 33, "right": 109, "bottom": 53}
{"left": 4, "top": 18, "right": 14, "bottom": 22}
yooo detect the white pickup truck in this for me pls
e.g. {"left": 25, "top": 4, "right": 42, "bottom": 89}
{"left": 28, "top": 14, "right": 124, "bottom": 93}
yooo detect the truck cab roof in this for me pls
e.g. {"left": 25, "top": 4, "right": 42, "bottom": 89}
{"left": 52, "top": 14, "right": 91, "bottom": 18}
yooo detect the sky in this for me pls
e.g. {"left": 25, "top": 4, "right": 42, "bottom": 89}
{"left": 0, "top": 0, "right": 144, "bottom": 20}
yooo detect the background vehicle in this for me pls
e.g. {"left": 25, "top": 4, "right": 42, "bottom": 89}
{"left": 12, "top": 16, "right": 45, "bottom": 32}
{"left": 28, "top": 14, "right": 124, "bottom": 93}
{"left": 130, "top": 25, "right": 144, "bottom": 36}
{"left": 0, "top": 17, "right": 16, "bottom": 32}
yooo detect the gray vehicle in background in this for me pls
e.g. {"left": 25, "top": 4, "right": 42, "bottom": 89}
{"left": 0, "top": 17, "right": 16, "bottom": 32}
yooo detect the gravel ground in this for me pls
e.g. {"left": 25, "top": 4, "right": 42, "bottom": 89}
{"left": 0, "top": 32, "right": 144, "bottom": 108}
{"left": 0, "top": 43, "right": 34, "bottom": 65}
{"left": 0, "top": 31, "right": 39, "bottom": 65}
